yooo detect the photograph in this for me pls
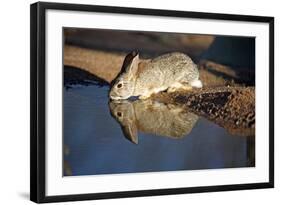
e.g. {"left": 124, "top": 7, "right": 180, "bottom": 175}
{"left": 29, "top": 2, "right": 274, "bottom": 202}
{"left": 0, "top": 0, "right": 278, "bottom": 203}
{"left": 63, "top": 28, "right": 255, "bottom": 176}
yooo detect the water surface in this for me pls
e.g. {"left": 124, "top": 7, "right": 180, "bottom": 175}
{"left": 63, "top": 84, "right": 254, "bottom": 176}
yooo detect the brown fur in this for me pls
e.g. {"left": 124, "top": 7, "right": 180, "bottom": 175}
{"left": 136, "top": 59, "right": 151, "bottom": 78}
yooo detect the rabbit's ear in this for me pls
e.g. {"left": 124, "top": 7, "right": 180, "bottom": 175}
{"left": 121, "top": 121, "right": 138, "bottom": 144}
{"left": 121, "top": 51, "right": 139, "bottom": 79}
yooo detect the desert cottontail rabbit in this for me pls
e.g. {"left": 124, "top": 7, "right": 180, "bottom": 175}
{"left": 109, "top": 51, "right": 202, "bottom": 100}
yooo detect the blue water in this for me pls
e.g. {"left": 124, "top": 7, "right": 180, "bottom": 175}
{"left": 63, "top": 85, "right": 252, "bottom": 176}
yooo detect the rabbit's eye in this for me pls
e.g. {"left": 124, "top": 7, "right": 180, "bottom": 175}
{"left": 117, "top": 112, "right": 122, "bottom": 117}
{"left": 117, "top": 83, "right": 122, "bottom": 88}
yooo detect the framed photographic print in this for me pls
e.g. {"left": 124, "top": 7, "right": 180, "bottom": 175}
{"left": 30, "top": 1, "right": 274, "bottom": 203}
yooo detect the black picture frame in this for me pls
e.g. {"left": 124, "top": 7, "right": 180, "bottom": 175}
{"left": 30, "top": 2, "right": 274, "bottom": 203}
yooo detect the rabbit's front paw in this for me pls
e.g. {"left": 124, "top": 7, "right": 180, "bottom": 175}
{"left": 139, "top": 95, "right": 151, "bottom": 100}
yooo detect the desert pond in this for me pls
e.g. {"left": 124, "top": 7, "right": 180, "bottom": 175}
{"left": 63, "top": 84, "right": 255, "bottom": 176}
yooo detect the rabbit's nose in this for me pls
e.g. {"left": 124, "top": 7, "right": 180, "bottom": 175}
{"left": 109, "top": 91, "right": 120, "bottom": 100}
{"left": 109, "top": 89, "right": 114, "bottom": 98}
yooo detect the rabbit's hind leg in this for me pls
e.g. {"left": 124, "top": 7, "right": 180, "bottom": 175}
{"left": 167, "top": 82, "right": 192, "bottom": 93}
{"left": 167, "top": 87, "right": 178, "bottom": 93}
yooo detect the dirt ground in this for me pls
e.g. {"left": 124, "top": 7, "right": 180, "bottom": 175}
{"left": 151, "top": 87, "right": 255, "bottom": 136}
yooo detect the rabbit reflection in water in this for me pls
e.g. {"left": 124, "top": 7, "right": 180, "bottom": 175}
{"left": 109, "top": 51, "right": 202, "bottom": 100}
{"left": 109, "top": 100, "right": 198, "bottom": 144}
